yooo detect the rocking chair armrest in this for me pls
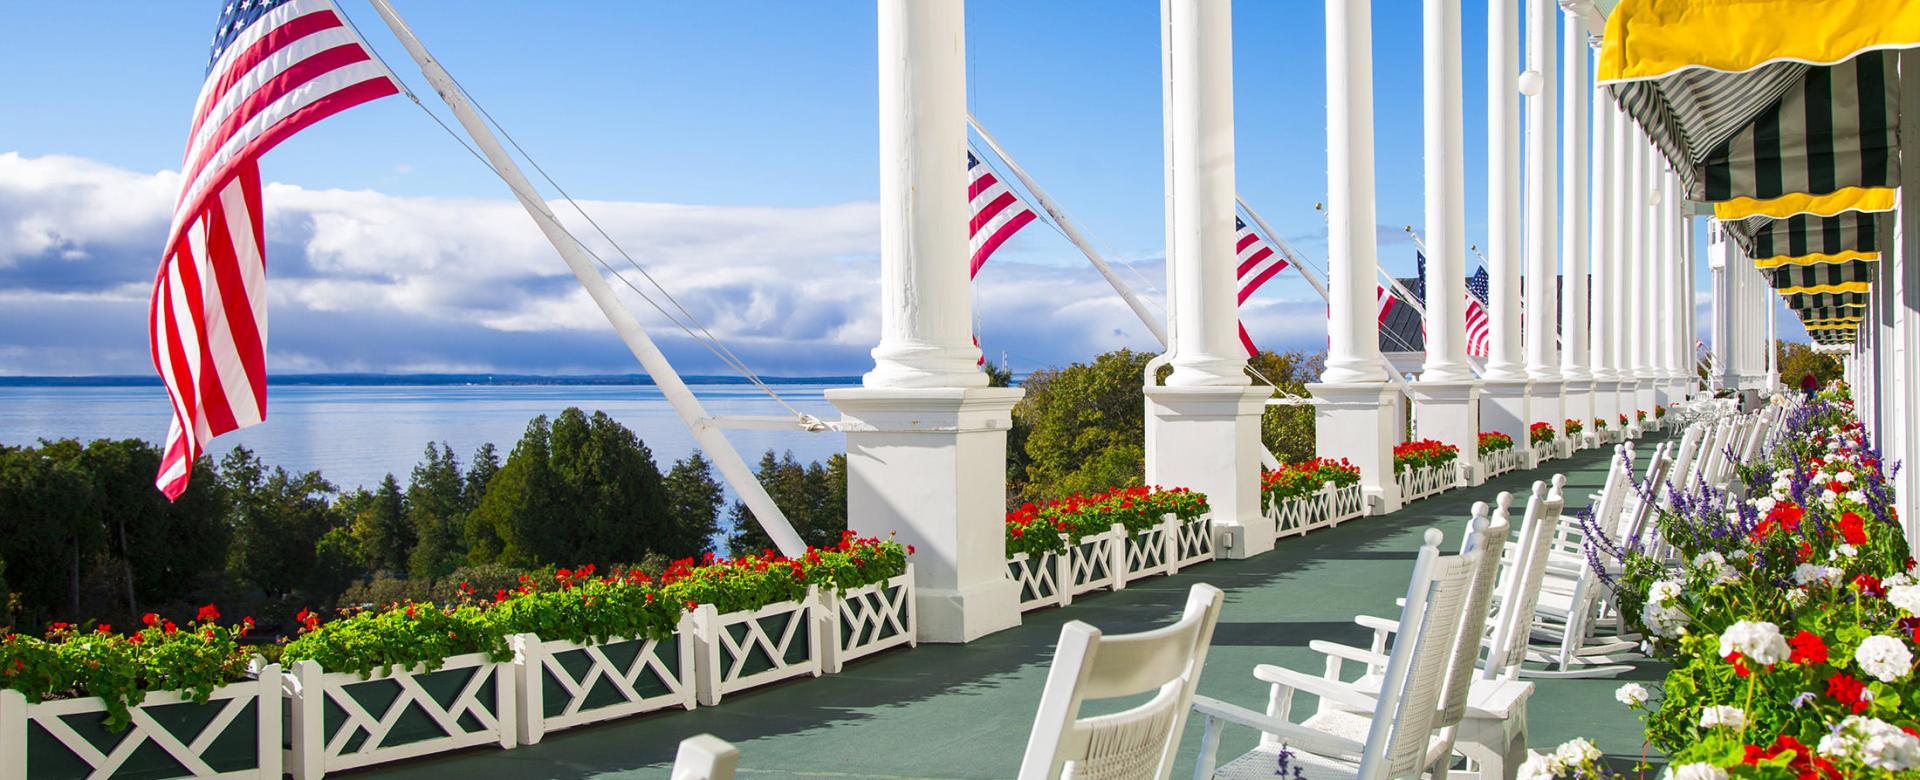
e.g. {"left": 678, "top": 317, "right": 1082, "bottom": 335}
{"left": 1189, "top": 695, "right": 1369, "bottom": 761}
{"left": 1352, "top": 614, "right": 1400, "bottom": 636}
{"left": 1308, "top": 639, "right": 1392, "bottom": 671}
{"left": 1252, "top": 664, "right": 1382, "bottom": 711}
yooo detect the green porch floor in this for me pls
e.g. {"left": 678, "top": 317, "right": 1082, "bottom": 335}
{"left": 368, "top": 442, "right": 1664, "bottom": 779}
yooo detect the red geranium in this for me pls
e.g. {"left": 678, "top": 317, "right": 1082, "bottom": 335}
{"left": 1837, "top": 511, "right": 1868, "bottom": 546}
{"left": 1787, "top": 630, "right": 1828, "bottom": 665}
{"left": 1826, "top": 673, "right": 1870, "bottom": 714}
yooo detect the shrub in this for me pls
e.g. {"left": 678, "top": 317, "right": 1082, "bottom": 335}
{"left": 0, "top": 606, "right": 255, "bottom": 731}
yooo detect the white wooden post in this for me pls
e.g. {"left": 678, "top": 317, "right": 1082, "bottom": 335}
{"left": 1589, "top": 72, "right": 1620, "bottom": 429}
{"left": 829, "top": 0, "right": 1023, "bottom": 643}
{"left": 1479, "top": 0, "right": 1533, "bottom": 453}
{"left": 289, "top": 660, "right": 323, "bottom": 780}
{"left": 1411, "top": 0, "right": 1485, "bottom": 485}
{"left": 0, "top": 689, "right": 25, "bottom": 778}
{"left": 1559, "top": 13, "right": 1593, "bottom": 446}
{"left": 1523, "top": 0, "right": 1563, "bottom": 436}
{"left": 1148, "top": 0, "right": 1274, "bottom": 554}
{"left": 1897, "top": 50, "right": 1920, "bottom": 550}
{"left": 259, "top": 664, "right": 284, "bottom": 778}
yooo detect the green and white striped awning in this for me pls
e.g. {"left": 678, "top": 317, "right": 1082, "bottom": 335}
{"left": 1609, "top": 52, "right": 1900, "bottom": 204}
{"left": 1782, "top": 290, "right": 1871, "bottom": 311}
{"left": 1724, "top": 211, "right": 1881, "bottom": 266}
{"left": 1808, "top": 325, "right": 1857, "bottom": 346}
{"left": 1764, "top": 259, "right": 1877, "bottom": 295}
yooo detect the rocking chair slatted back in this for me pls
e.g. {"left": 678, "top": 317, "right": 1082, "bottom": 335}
{"left": 1018, "top": 583, "right": 1225, "bottom": 780}
{"left": 1438, "top": 505, "right": 1508, "bottom": 725}
{"left": 1484, "top": 480, "right": 1561, "bottom": 679}
{"left": 1371, "top": 527, "right": 1485, "bottom": 780}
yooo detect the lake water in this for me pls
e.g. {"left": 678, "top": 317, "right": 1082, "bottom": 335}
{"left": 0, "top": 384, "right": 849, "bottom": 494}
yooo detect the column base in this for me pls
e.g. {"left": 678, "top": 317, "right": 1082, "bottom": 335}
{"left": 1410, "top": 380, "right": 1485, "bottom": 485}
{"left": 1480, "top": 379, "right": 1535, "bottom": 468}
{"left": 1561, "top": 377, "right": 1595, "bottom": 449}
{"left": 828, "top": 386, "right": 1025, "bottom": 643}
{"left": 1145, "top": 385, "right": 1273, "bottom": 559}
{"left": 1307, "top": 381, "right": 1404, "bottom": 514}
{"left": 1591, "top": 378, "right": 1622, "bottom": 441}
{"left": 1633, "top": 379, "right": 1657, "bottom": 429}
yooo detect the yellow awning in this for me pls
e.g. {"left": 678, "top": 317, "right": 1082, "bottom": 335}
{"left": 1598, "top": 0, "right": 1920, "bottom": 84}
{"left": 1753, "top": 251, "right": 1881, "bottom": 269}
{"left": 1776, "top": 280, "right": 1873, "bottom": 296}
{"left": 1713, "top": 188, "right": 1897, "bottom": 221}
{"left": 1804, "top": 321, "right": 1861, "bottom": 332}
{"left": 1803, "top": 316, "right": 1864, "bottom": 326}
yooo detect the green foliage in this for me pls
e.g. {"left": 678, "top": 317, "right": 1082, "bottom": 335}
{"left": 1013, "top": 349, "right": 1154, "bottom": 501}
{"left": 307, "top": 528, "right": 365, "bottom": 605}
{"left": 222, "top": 447, "right": 337, "bottom": 599}
{"left": 1391, "top": 439, "right": 1459, "bottom": 473}
{"left": 726, "top": 450, "right": 848, "bottom": 556}
{"left": 0, "top": 442, "right": 103, "bottom": 619}
{"left": 662, "top": 452, "right": 725, "bottom": 559}
{"left": 0, "top": 609, "right": 256, "bottom": 731}
{"left": 1476, "top": 431, "right": 1515, "bottom": 457}
{"left": 348, "top": 474, "right": 412, "bottom": 576}
{"left": 1249, "top": 350, "right": 1323, "bottom": 464}
{"left": 282, "top": 601, "right": 507, "bottom": 679}
{"left": 405, "top": 443, "right": 468, "bottom": 581}
{"left": 1777, "top": 340, "right": 1843, "bottom": 390}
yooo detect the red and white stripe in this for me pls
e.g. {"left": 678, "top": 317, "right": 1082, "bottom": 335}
{"left": 1464, "top": 297, "right": 1491, "bottom": 357}
{"left": 1234, "top": 218, "right": 1290, "bottom": 356}
{"left": 968, "top": 151, "right": 1037, "bottom": 278}
{"left": 1375, "top": 284, "right": 1399, "bottom": 324}
{"left": 151, "top": 0, "right": 397, "bottom": 498}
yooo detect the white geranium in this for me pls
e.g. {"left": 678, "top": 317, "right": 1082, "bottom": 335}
{"left": 1649, "top": 579, "right": 1683, "bottom": 604}
{"left": 1795, "top": 564, "right": 1842, "bottom": 586}
{"left": 1817, "top": 716, "right": 1920, "bottom": 771}
{"left": 1846, "top": 490, "right": 1866, "bottom": 504}
{"left": 1718, "top": 620, "right": 1789, "bottom": 666}
{"left": 1855, "top": 635, "right": 1914, "bottom": 683}
{"left": 1754, "top": 495, "right": 1779, "bottom": 513}
{"left": 1552, "top": 738, "right": 1600, "bottom": 767}
{"left": 1670, "top": 763, "right": 1729, "bottom": 780}
{"left": 1516, "top": 753, "right": 1559, "bottom": 780}
{"left": 1786, "top": 588, "right": 1810, "bottom": 607}
{"left": 1822, "top": 490, "right": 1841, "bottom": 506}
{"left": 1888, "top": 584, "right": 1920, "bottom": 615}
{"left": 1693, "top": 551, "right": 1740, "bottom": 584}
{"left": 1614, "top": 683, "right": 1649, "bottom": 707}
{"left": 1832, "top": 544, "right": 1859, "bottom": 560}
{"left": 1699, "top": 705, "right": 1747, "bottom": 730}
{"left": 1643, "top": 580, "right": 1690, "bottom": 638}
{"left": 1887, "top": 572, "right": 1915, "bottom": 588}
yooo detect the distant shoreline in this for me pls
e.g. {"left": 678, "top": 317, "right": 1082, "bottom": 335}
{"left": 0, "top": 374, "right": 866, "bottom": 388}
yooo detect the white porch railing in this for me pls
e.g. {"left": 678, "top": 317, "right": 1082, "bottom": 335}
{"left": 1267, "top": 482, "right": 1367, "bottom": 539}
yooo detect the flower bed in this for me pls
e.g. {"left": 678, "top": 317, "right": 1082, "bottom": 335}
{"left": 1263, "top": 459, "right": 1364, "bottom": 538}
{"left": 1585, "top": 396, "right": 1920, "bottom": 776}
{"left": 0, "top": 608, "right": 276, "bottom": 779}
{"left": 1393, "top": 440, "right": 1459, "bottom": 503}
{"left": 1004, "top": 487, "right": 1209, "bottom": 612}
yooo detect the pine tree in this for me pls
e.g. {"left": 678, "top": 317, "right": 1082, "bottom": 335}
{"left": 405, "top": 443, "right": 467, "bottom": 581}
{"left": 349, "top": 474, "right": 412, "bottom": 576}
{"left": 468, "top": 415, "right": 561, "bottom": 567}
{"left": 221, "top": 447, "right": 337, "bottom": 598}
{"left": 662, "top": 452, "right": 724, "bottom": 559}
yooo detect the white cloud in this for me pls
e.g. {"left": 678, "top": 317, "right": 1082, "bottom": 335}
{"left": 0, "top": 151, "right": 1222, "bottom": 375}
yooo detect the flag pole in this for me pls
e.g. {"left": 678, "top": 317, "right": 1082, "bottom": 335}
{"left": 367, "top": 0, "right": 806, "bottom": 557}
{"left": 966, "top": 114, "right": 1169, "bottom": 346}
{"left": 1237, "top": 195, "right": 1329, "bottom": 299}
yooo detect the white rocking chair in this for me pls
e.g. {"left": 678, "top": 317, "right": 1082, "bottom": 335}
{"left": 1019, "top": 583, "right": 1226, "bottom": 780}
{"left": 1189, "top": 523, "right": 1490, "bottom": 779}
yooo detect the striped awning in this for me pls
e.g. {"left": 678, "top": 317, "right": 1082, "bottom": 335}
{"left": 1724, "top": 211, "right": 1881, "bottom": 267}
{"left": 1597, "top": 1, "right": 1918, "bottom": 206}
{"left": 1808, "top": 326, "right": 1857, "bottom": 347}
{"left": 1782, "top": 290, "right": 1871, "bottom": 312}
{"left": 1764, "top": 258, "right": 1877, "bottom": 295}
{"left": 1800, "top": 312, "right": 1864, "bottom": 326}
{"left": 1713, "top": 186, "right": 1896, "bottom": 221}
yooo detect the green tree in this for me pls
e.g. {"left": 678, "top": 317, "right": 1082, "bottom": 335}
{"left": 468, "top": 415, "right": 562, "bottom": 567}
{"left": 463, "top": 443, "right": 500, "bottom": 515}
{"left": 1012, "top": 349, "right": 1156, "bottom": 501}
{"left": 221, "top": 447, "right": 336, "bottom": 599}
{"left": 78, "top": 439, "right": 230, "bottom": 613}
{"left": 405, "top": 443, "right": 467, "bottom": 581}
{"left": 0, "top": 443, "right": 101, "bottom": 621}
{"left": 661, "top": 452, "right": 725, "bottom": 559}
{"left": 548, "top": 408, "right": 670, "bottom": 566}
{"left": 726, "top": 450, "right": 847, "bottom": 556}
{"left": 307, "top": 527, "right": 366, "bottom": 606}
{"left": 1776, "top": 340, "right": 1844, "bottom": 390}
{"left": 1249, "top": 350, "right": 1324, "bottom": 463}
{"left": 348, "top": 474, "right": 411, "bottom": 576}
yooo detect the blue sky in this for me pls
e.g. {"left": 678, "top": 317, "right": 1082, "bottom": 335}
{"left": 0, "top": 1, "right": 1795, "bottom": 378}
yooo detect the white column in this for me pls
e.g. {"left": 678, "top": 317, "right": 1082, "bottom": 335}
{"left": 1896, "top": 50, "right": 1920, "bottom": 550}
{"left": 1309, "top": 0, "right": 1401, "bottom": 512}
{"left": 1709, "top": 220, "right": 1738, "bottom": 391}
{"left": 1559, "top": 15, "right": 1592, "bottom": 447}
{"left": 1590, "top": 78, "right": 1618, "bottom": 430}
{"left": 1479, "top": 0, "right": 1533, "bottom": 454}
{"left": 1631, "top": 134, "right": 1657, "bottom": 422}
{"left": 1609, "top": 94, "right": 1635, "bottom": 420}
{"left": 1521, "top": 0, "right": 1562, "bottom": 455}
{"left": 1652, "top": 169, "right": 1678, "bottom": 407}
{"left": 1150, "top": 0, "right": 1273, "bottom": 554}
{"left": 1412, "top": 0, "right": 1483, "bottom": 484}
{"left": 829, "top": 0, "right": 1023, "bottom": 643}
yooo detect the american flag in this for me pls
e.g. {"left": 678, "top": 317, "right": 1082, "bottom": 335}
{"left": 1375, "top": 284, "right": 1399, "bottom": 324}
{"left": 1234, "top": 217, "right": 1289, "bottom": 356}
{"left": 150, "top": 0, "right": 398, "bottom": 498}
{"left": 967, "top": 151, "right": 1037, "bottom": 278}
{"left": 1464, "top": 266, "right": 1491, "bottom": 357}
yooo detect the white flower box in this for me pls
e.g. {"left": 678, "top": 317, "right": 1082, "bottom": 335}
{"left": 1121, "top": 519, "right": 1174, "bottom": 583}
{"left": 690, "top": 588, "right": 822, "bottom": 706}
{"left": 1396, "top": 462, "right": 1457, "bottom": 503}
{"left": 1007, "top": 551, "right": 1066, "bottom": 613}
{"left": 821, "top": 566, "right": 918, "bottom": 674}
{"left": 284, "top": 653, "right": 514, "bottom": 779}
{"left": 1481, "top": 447, "right": 1522, "bottom": 479}
{"left": 1169, "top": 513, "right": 1216, "bottom": 570}
{"left": 1062, "top": 526, "right": 1123, "bottom": 598}
{"left": 0, "top": 665, "right": 282, "bottom": 779}
{"left": 1269, "top": 482, "right": 1365, "bottom": 539}
{"left": 510, "top": 618, "right": 696, "bottom": 745}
